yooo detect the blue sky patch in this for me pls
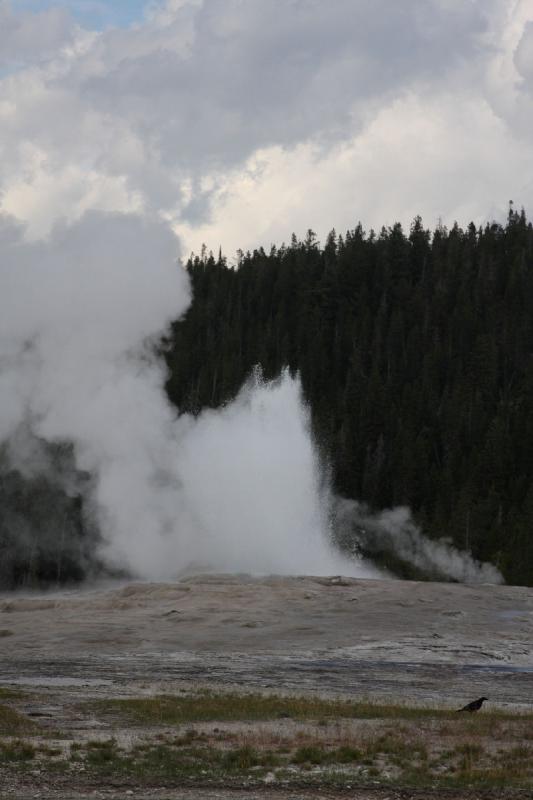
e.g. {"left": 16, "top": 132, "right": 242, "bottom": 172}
{"left": 15, "top": 0, "right": 150, "bottom": 31}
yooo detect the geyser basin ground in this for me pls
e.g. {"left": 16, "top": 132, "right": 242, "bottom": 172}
{"left": 1, "top": 575, "right": 533, "bottom": 799}
{"left": 1, "top": 574, "right": 532, "bottom": 703}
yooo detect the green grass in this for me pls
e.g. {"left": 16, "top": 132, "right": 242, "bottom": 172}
{"left": 0, "top": 739, "right": 36, "bottom": 762}
{"left": 87, "top": 690, "right": 528, "bottom": 726}
{"left": 1, "top": 731, "right": 533, "bottom": 791}
{"left": 65, "top": 739, "right": 275, "bottom": 780}
{"left": 291, "top": 744, "right": 361, "bottom": 766}
{"left": 88, "top": 691, "right": 367, "bottom": 724}
{"left": 0, "top": 704, "right": 35, "bottom": 736}
{"left": 73, "top": 740, "right": 361, "bottom": 781}
{"left": 85, "top": 738, "right": 120, "bottom": 766}
{"left": 0, "top": 688, "right": 27, "bottom": 700}
{"left": 2, "top": 690, "right": 532, "bottom": 792}
{"left": 292, "top": 745, "right": 329, "bottom": 765}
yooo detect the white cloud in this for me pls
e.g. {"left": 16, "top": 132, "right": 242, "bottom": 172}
{"left": 0, "top": 1, "right": 74, "bottom": 66}
{"left": 0, "top": 0, "right": 532, "bottom": 249}
{"left": 180, "top": 92, "right": 533, "bottom": 256}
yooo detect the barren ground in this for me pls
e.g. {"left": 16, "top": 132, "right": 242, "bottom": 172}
{"left": 1, "top": 574, "right": 532, "bottom": 799}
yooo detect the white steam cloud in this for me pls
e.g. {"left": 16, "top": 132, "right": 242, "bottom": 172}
{"left": 0, "top": 211, "right": 371, "bottom": 580}
{"left": 170, "top": 371, "right": 378, "bottom": 578}
{"left": 334, "top": 500, "right": 503, "bottom": 584}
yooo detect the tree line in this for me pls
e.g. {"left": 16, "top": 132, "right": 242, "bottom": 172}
{"left": 165, "top": 207, "right": 533, "bottom": 586}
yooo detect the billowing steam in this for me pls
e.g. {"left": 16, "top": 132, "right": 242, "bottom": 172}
{"left": 0, "top": 211, "right": 371, "bottom": 580}
{"left": 334, "top": 499, "right": 503, "bottom": 584}
{"left": 169, "top": 370, "right": 379, "bottom": 578}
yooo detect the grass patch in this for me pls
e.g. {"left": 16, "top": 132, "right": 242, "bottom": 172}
{"left": 369, "top": 732, "right": 427, "bottom": 762}
{"left": 454, "top": 741, "right": 484, "bottom": 771}
{"left": 0, "top": 739, "right": 36, "bottom": 762}
{"left": 1, "top": 730, "right": 533, "bottom": 791}
{"left": 88, "top": 691, "right": 364, "bottom": 725}
{"left": 291, "top": 744, "right": 362, "bottom": 766}
{"left": 71, "top": 740, "right": 273, "bottom": 780}
{"left": 2, "top": 689, "right": 533, "bottom": 792}
{"left": 222, "top": 745, "right": 261, "bottom": 770}
{"left": 292, "top": 745, "right": 329, "bottom": 765}
{"left": 85, "top": 738, "right": 120, "bottom": 766}
{"left": 0, "top": 688, "right": 27, "bottom": 700}
{"left": 87, "top": 690, "right": 526, "bottom": 726}
{"left": 0, "top": 704, "right": 35, "bottom": 735}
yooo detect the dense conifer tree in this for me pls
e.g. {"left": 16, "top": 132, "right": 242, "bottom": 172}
{"left": 165, "top": 208, "right": 533, "bottom": 585}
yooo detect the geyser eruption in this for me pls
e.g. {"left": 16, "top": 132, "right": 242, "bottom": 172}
{"left": 171, "top": 370, "right": 373, "bottom": 577}
{"left": 0, "top": 211, "right": 368, "bottom": 581}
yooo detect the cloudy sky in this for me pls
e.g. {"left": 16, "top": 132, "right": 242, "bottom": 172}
{"left": 1, "top": 0, "right": 533, "bottom": 257}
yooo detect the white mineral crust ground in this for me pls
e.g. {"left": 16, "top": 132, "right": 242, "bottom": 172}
{"left": 1, "top": 575, "right": 532, "bottom": 709}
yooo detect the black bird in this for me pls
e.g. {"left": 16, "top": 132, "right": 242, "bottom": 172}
{"left": 457, "top": 697, "right": 488, "bottom": 713}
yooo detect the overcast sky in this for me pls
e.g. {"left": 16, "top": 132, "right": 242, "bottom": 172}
{"left": 2, "top": 0, "right": 533, "bottom": 257}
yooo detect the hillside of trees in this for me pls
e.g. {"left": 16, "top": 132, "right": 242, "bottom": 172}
{"left": 165, "top": 208, "right": 533, "bottom": 586}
